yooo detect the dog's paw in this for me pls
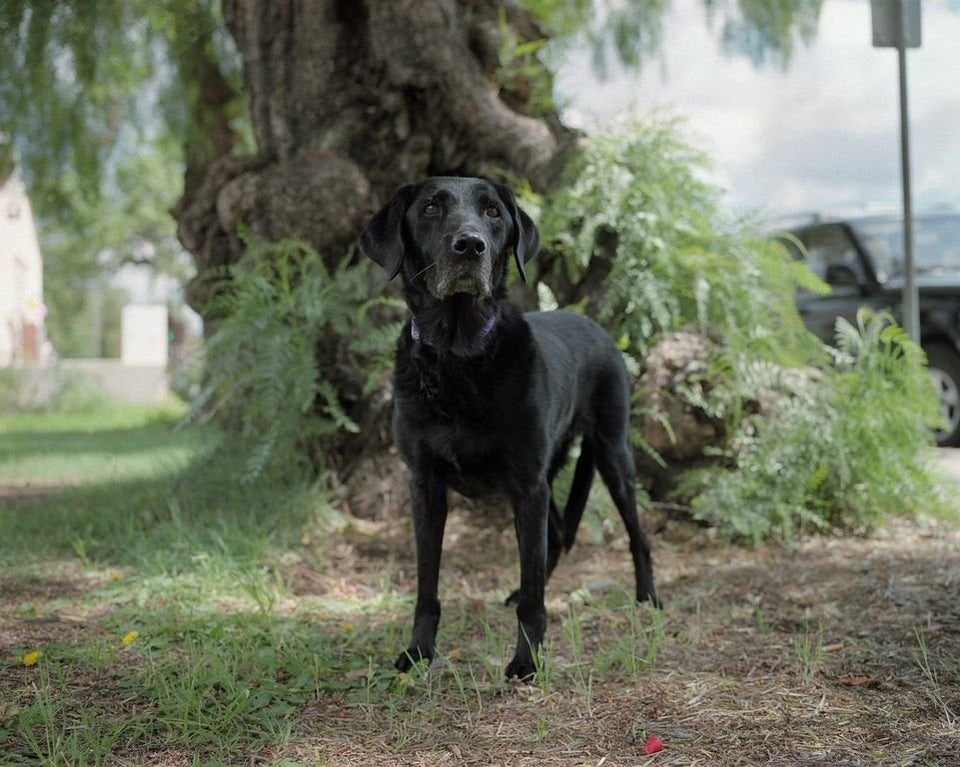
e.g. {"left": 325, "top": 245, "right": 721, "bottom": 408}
{"left": 504, "top": 588, "right": 520, "bottom": 607}
{"left": 637, "top": 590, "right": 663, "bottom": 610}
{"left": 504, "top": 656, "right": 537, "bottom": 683}
{"left": 395, "top": 647, "right": 433, "bottom": 673}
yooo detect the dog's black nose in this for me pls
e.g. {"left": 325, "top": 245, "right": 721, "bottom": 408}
{"left": 453, "top": 233, "right": 486, "bottom": 258}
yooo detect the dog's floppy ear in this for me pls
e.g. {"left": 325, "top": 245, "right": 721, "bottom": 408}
{"left": 359, "top": 184, "right": 418, "bottom": 280}
{"left": 494, "top": 183, "right": 540, "bottom": 283}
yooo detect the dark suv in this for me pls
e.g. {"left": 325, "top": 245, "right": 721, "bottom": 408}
{"left": 778, "top": 212, "right": 960, "bottom": 447}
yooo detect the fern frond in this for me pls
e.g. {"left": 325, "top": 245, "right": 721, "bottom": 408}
{"left": 192, "top": 237, "right": 377, "bottom": 481}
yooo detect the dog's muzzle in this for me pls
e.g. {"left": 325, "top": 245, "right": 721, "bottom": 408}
{"left": 429, "top": 253, "right": 494, "bottom": 299}
{"left": 431, "top": 272, "right": 492, "bottom": 299}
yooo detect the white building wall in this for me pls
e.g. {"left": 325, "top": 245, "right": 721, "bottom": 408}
{"left": 0, "top": 167, "right": 45, "bottom": 366}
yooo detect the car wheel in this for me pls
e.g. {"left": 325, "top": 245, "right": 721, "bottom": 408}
{"left": 926, "top": 344, "right": 960, "bottom": 447}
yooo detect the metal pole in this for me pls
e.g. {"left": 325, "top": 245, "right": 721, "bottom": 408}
{"left": 898, "top": 42, "right": 919, "bottom": 344}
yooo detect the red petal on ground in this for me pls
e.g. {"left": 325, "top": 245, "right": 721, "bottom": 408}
{"left": 643, "top": 734, "right": 664, "bottom": 755}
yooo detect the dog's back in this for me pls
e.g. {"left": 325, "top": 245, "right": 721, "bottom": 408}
{"left": 525, "top": 310, "right": 630, "bottom": 399}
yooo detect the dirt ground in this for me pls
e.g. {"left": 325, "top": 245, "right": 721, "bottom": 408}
{"left": 3, "top": 494, "right": 959, "bottom": 766}
{"left": 286, "top": 503, "right": 960, "bottom": 767}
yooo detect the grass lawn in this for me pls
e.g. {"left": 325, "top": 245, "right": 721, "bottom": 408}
{"left": 1, "top": 404, "right": 958, "bottom": 766}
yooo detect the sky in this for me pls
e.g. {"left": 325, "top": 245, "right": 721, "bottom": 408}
{"left": 553, "top": 0, "right": 960, "bottom": 220}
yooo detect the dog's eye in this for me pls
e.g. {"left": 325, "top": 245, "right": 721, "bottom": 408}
{"left": 423, "top": 202, "right": 440, "bottom": 216}
{"left": 485, "top": 205, "right": 501, "bottom": 218}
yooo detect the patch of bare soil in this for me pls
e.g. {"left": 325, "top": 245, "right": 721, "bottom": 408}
{"left": 289, "top": 507, "right": 960, "bottom": 766}
{"left": 0, "top": 564, "right": 119, "bottom": 676}
{"left": 0, "top": 481, "right": 80, "bottom": 508}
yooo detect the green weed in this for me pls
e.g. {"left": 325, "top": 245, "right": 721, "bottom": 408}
{"left": 794, "top": 618, "right": 825, "bottom": 684}
{"left": 19, "top": 689, "right": 135, "bottom": 765}
{"left": 562, "top": 603, "right": 595, "bottom": 715}
{"left": 914, "top": 626, "right": 958, "bottom": 727}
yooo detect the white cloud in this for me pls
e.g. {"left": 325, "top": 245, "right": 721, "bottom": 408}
{"left": 554, "top": 0, "right": 960, "bottom": 217}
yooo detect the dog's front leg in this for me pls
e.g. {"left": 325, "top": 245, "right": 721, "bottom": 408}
{"left": 395, "top": 465, "right": 448, "bottom": 672}
{"left": 505, "top": 481, "right": 550, "bottom": 681}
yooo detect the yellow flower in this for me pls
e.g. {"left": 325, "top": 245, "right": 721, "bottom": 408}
{"left": 22, "top": 650, "right": 41, "bottom": 666}
{"left": 122, "top": 630, "right": 140, "bottom": 646}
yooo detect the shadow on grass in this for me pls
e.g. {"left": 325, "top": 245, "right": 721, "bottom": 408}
{"left": 0, "top": 406, "right": 413, "bottom": 763}
{"left": 0, "top": 423, "right": 201, "bottom": 463}
{"left": 0, "top": 450, "right": 329, "bottom": 572}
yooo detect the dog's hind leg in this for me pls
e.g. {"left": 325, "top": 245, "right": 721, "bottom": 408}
{"left": 594, "top": 433, "right": 660, "bottom": 608}
{"left": 561, "top": 439, "right": 595, "bottom": 551}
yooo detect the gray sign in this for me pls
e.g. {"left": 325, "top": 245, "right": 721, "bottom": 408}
{"left": 871, "top": 0, "right": 922, "bottom": 48}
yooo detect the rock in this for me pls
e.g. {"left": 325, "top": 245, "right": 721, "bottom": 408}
{"left": 635, "top": 328, "right": 724, "bottom": 463}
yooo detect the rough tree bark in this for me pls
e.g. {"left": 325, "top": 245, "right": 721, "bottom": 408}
{"left": 176, "top": 0, "right": 575, "bottom": 304}
{"left": 172, "top": 0, "right": 577, "bottom": 470}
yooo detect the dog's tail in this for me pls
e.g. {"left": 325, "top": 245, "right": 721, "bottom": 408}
{"left": 562, "top": 440, "right": 595, "bottom": 551}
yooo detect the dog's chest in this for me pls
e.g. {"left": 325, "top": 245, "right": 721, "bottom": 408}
{"left": 400, "top": 345, "right": 515, "bottom": 424}
{"left": 424, "top": 417, "right": 511, "bottom": 495}
{"left": 396, "top": 360, "right": 521, "bottom": 485}
{"left": 426, "top": 410, "right": 502, "bottom": 455}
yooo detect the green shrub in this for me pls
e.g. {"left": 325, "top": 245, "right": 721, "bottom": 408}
{"left": 190, "top": 239, "right": 399, "bottom": 482}
{"left": 687, "top": 310, "right": 945, "bottom": 541}
{"left": 538, "top": 117, "right": 826, "bottom": 366}
{"left": 537, "top": 119, "right": 949, "bottom": 540}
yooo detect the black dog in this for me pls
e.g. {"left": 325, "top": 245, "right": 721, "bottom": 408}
{"left": 360, "top": 177, "right": 659, "bottom": 681}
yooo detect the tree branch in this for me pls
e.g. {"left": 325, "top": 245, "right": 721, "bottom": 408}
{"left": 366, "top": 0, "right": 559, "bottom": 188}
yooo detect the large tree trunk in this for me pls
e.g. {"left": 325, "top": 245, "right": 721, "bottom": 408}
{"left": 173, "top": 0, "right": 575, "bottom": 471}
{"left": 176, "top": 0, "right": 574, "bottom": 299}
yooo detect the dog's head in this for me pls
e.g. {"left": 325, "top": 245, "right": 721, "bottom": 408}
{"left": 358, "top": 177, "right": 539, "bottom": 299}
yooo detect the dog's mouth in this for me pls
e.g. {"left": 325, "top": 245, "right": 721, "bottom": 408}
{"left": 429, "top": 271, "right": 492, "bottom": 300}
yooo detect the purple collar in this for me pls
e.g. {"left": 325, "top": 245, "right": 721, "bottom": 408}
{"left": 411, "top": 314, "right": 497, "bottom": 344}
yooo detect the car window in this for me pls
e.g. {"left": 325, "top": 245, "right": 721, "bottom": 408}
{"left": 853, "top": 216, "right": 960, "bottom": 276}
{"left": 799, "top": 225, "right": 866, "bottom": 285}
